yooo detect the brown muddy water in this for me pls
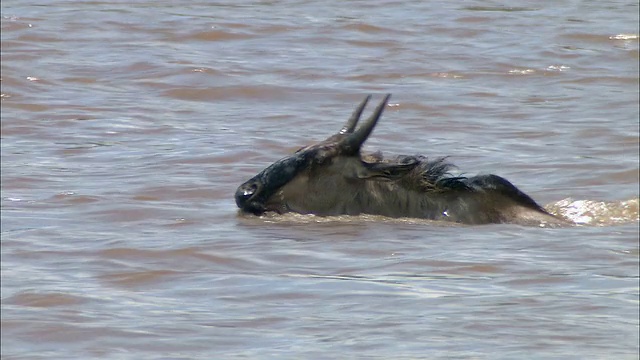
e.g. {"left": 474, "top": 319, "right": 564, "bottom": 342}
{"left": 1, "top": 1, "right": 639, "bottom": 359}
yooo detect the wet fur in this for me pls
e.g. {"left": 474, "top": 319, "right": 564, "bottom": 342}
{"left": 268, "top": 153, "right": 566, "bottom": 226}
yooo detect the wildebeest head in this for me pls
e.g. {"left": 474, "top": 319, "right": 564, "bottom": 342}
{"left": 235, "top": 94, "right": 418, "bottom": 215}
{"left": 235, "top": 94, "right": 570, "bottom": 226}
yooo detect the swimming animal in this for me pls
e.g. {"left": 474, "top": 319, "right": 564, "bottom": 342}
{"left": 235, "top": 94, "right": 569, "bottom": 226}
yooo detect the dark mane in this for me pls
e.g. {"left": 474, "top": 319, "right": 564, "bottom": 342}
{"left": 414, "top": 156, "right": 469, "bottom": 191}
{"left": 380, "top": 154, "right": 469, "bottom": 192}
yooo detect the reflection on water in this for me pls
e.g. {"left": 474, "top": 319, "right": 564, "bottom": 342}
{"left": 1, "top": 1, "right": 638, "bottom": 359}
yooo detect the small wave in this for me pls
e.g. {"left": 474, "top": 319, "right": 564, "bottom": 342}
{"left": 237, "top": 199, "right": 639, "bottom": 227}
{"left": 609, "top": 34, "right": 639, "bottom": 40}
{"left": 546, "top": 198, "right": 639, "bottom": 226}
{"left": 237, "top": 211, "right": 461, "bottom": 227}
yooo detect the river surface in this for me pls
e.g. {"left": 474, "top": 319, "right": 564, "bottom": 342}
{"left": 1, "top": 1, "right": 639, "bottom": 359}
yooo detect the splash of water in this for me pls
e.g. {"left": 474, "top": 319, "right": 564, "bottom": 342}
{"left": 547, "top": 198, "right": 639, "bottom": 226}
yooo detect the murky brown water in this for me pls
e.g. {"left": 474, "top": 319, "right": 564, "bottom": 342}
{"left": 2, "top": 1, "right": 639, "bottom": 359}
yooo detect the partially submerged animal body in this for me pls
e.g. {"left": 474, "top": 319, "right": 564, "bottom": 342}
{"left": 235, "top": 94, "right": 571, "bottom": 226}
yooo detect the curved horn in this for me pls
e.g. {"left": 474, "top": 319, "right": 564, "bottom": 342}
{"left": 342, "top": 94, "right": 391, "bottom": 154}
{"left": 339, "top": 95, "right": 372, "bottom": 134}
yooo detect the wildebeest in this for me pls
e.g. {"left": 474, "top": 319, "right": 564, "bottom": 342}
{"left": 235, "top": 94, "right": 570, "bottom": 226}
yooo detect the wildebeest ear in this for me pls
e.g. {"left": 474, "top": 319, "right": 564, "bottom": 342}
{"left": 354, "top": 158, "right": 418, "bottom": 181}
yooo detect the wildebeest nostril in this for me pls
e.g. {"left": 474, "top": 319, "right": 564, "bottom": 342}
{"left": 235, "top": 183, "right": 258, "bottom": 208}
{"left": 242, "top": 184, "right": 256, "bottom": 197}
